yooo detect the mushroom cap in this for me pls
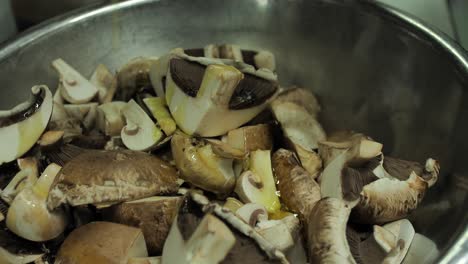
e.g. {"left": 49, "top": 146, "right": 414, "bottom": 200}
{"left": 273, "top": 87, "right": 321, "bottom": 117}
{"left": 115, "top": 56, "right": 159, "bottom": 101}
{"left": 171, "top": 133, "right": 236, "bottom": 195}
{"left": 55, "top": 221, "right": 148, "bottom": 264}
{"left": 226, "top": 124, "right": 273, "bottom": 153}
{"left": 46, "top": 149, "right": 179, "bottom": 209}
{"left": 102, "top": 196, "right": 183, "bottom": 255}
{"left": 0, "top": 85, "right": 53, "bottom": 165}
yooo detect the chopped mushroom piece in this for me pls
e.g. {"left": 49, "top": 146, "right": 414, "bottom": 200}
{"left": 90, "top": 64, "right": 117, "bottom": 103}
{"left": 307, "top": 197, "right": 357, "bottom": 264}
{"left": 318, "top": 132, "right": 383, "bottom": 167}
{"left": 206, "top": 139, "right": 247, "bottom": 159}
{"left": 271, "top": 100, "right": 326, "bottom": 151}
{"left": 55, "top": 222, "right": 148, "bottom": 263}
{"left": 294, "top": 144, "right": 323, "bottom": 178}
{"left": 1, "top": 157, "right": 38, "bottom": 204}
{"left": 115, "top": 56, "right": 159, "bottom": 101}
{"left": 223, "top": 197, "right": 244, "bottom": 212}
{"left": 48, "top": 102, "right": 83, "bottom": 141}
{"left": 102, "top": 196, "right": 183, "bottom": 255}
{"left": 171, "top": 132, "right": 236, "bottom": 196}
{"left": 96, "top": 101, "right": 127, "bottom": 136}
{"left": 52, "top": 58, "right": 98, "bottom": 104}
{"left": 47, "top": 149, "right": 179, "bottom": 209}
{"left": 382, "top": 156, "right": 439, "bottom": 187}
{"left": 273, "top": 87, "right": 321, "bottom": 117}
{"left": 143, "top": 97, "right": 177, "bottom": 136}
{"left": 63, "top": 102, "right": 98, "bottom": 131}
{"left": 149, "top": 48, "right": 185, "bottom": 97}
{"left": 121, "top": 100, "right": 164, "bottom": 151}
{"left": 358, "top": 219, "right": 415, "bottom": 264}
{"left": 255, "top": 215, "right": 300, "bottom": 252}
{"left": 165, "top": 193, "right": 287, "bottom": 264}
{"left": 37, "top": 130, "right": 65, "bottom": 149}
{"left": 165, "top": 55, "right": 278, "bottom": 136}
{"left": 226, "top": 124, "right": 273, "bottom": 154}
{"left": 272, "top": 149, "right": 321, "bottom": 219}
{"left": 235, "top": 150, "right": 281, "bottom": 213}
{"left": 7, "top": 163, "right": 68, "bottom": 241}
{"left": 0, "top": 85, "right": 53, "bottom": 165}
{"left": 162, "top": 213, "right": 236, "bottom": 264}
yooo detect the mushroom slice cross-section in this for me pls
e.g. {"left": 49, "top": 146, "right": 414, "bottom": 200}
{"left": 0, "top": 85, "right": 53, "bottom": 165}
{"left": 1, "top": 157, "right": 38, "bottom": 204}
{"left": 52, "top": 58, "right": 98, "bottom": 104}
{"left": 90, "top": 63, "right": 117, "bottom": 104}
{"left": 55, "top": 221, "right": 148, "bottom": 263}
{"left": 46, "top": 149, "right": 179, "bottom": 209}
{"left": 149, "top": 48, "right": 185, "bottom": 97}
{"left": 171, "top": 132, "right": 236, "bottom": 196}
{"left": 165, "top": 55, "right": 278, "bottom": 136}
{"left": 7, "top": 163, "right": 68, "bottom": 242}
{"left": 96, "top": 101, "right": 127, "bottom": 136}
{"left": 235, "top": 150, "right": 281, "bottom": 213}
{"left": 115, "top": 56, "right": 159, "bottom": 101}
{"left": 225, "top": 124, "right": 273, "bottom": 154}
{"left": 121, "top": 99, "right": 164, "bottom": 151}
{"left": 235, "top": 203, "right": 268, "bottom": 227}
{"left": 143, "top": 97, "right": 177, "bottom": 136}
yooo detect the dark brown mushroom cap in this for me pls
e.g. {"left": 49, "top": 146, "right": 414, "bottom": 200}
{"left": 169, "top": 58, "right": 278, "bottom": 110}
{"left": 47, "top": 149, "right": 179, "bottom": 209}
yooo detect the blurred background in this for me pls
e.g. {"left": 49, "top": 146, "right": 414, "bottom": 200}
{"left": 0, "top": 0, "right": 467, "bottom": 50}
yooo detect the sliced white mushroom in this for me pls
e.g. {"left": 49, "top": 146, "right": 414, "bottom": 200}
{"left": 143, "top": 97, "right": 177, "bottom": 136}
{"left": 165, "top": 55, "right": 278, "bottom": 136}
{"left": 52, "top": 58, "right": 98, "bottom": 104}
{"left": 235, "top": 150, "right": 281, "bottom": 213}
{"left": 307, "top": 197, "right": 357, "bottom": 263}
{"left": 271, "top": 100, "right": 326, "bottom": 150}
{"left": 0, "top": 85, "right": 53, "bottom": 165}
{"left": 6, "top": 163, "right": 68, "bottom": 241}
{"left": 37, "top": 130, "right": 64, "bottom": 149}
{"left": 162, "top": 213, "right": 236, "bottom": 264}
{"left": 402, "top": 233, "right": 438, "bottom": 264}
{"left": 235, "top": 203, "right": 268, "bottom": 227}
{"left": 96, "top": 101, "right": 127, "bottom": 136}
{"left": 171, "top": 133, "right": 236, "bottom": 196}
{"left": 121, "top": 100, "right": 164, "bottom": 151}
{"left": 90, "top": 64, "right": 117, "bottom": 103}
{"left": 149, "top": 48, "right": 185, "bottom": 97}
{"left": 1, "top": 157, "right": 38, "bottom": 204}
{"left": 48, "top": 102, "right": 83, "bottom": 140}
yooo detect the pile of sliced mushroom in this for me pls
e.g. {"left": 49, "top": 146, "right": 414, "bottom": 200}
{"left": 0, "top": 44, "right": 440, "bottom": 264}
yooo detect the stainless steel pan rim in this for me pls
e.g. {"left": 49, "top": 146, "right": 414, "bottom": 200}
{"left": 0, "top": 0, "right": 467, "bottom": 263}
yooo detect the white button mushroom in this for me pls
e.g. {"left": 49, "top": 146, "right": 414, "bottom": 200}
{"left": 52, "top": 58, "right": 98, "bottom": 104}
{"left": 121, "top": 100, "right": 164, "bottom": 151}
